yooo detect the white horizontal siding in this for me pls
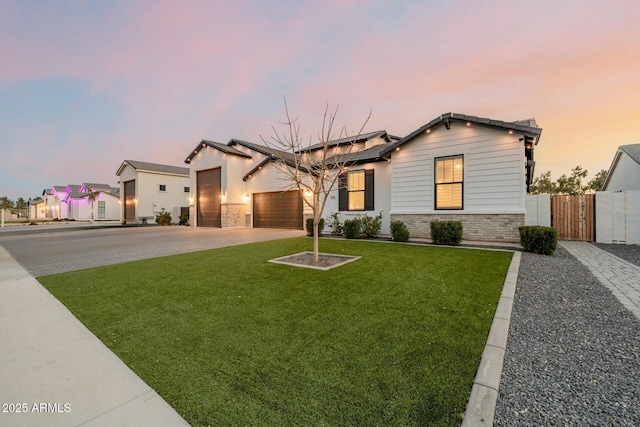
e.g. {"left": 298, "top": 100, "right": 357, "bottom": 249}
{"left": 391, "top": 122, "right": 525, "bottom": 213}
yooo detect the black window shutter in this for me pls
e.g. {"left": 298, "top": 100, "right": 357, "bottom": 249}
{"left": 338, "top": 173, "right": 347, "bottom": 211}
{"left": 364, "top": 169, "right": 374, "bottom": 211}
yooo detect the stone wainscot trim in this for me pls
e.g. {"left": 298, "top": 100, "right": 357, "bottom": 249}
{"left": 391, "top": 213, "right": 524, "bottom": 243}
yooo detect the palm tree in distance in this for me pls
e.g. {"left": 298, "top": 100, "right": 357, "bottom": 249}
{"left": 85, "top": 186, "right": 101, "bottom": 224}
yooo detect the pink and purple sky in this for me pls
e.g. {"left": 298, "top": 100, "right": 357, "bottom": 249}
{"left": 1, "top": 0, "right": 639, "bottom": 200}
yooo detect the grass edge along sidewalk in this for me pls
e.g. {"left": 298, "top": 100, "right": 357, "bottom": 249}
{"left": 39, "top": 238, "right": 512, "bottom": 426}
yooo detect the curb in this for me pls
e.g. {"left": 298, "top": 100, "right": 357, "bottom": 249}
{"left": 462, "top": 251, "right": 521, "bottom": 426}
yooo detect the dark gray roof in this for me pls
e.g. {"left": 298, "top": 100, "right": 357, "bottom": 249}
{"left": 184, "top": 140, "right": 252, "bottom": 164}
{"left": 118, "top": 160, "right": 189, "bottom": 176}
{"left": 379, "top": 112, "right": 543, "bottom": 157}
{"left": 228, "top": 139, "right": 295, "bottom": 162}
{"left": 53, "top": 185, "right": 67, "bottom": 193}
{"left": 620, "top": 144, "right": 640, "bottom": 165}
{"left": 67, "top": 185, "right": 82, "bottom": 193}
{"left": 83, "top": 183, "right": 114, "bottom": 191}
{"left": 67, "top": 192, "right": 89, "bottom": 200}
{"left": 301, "top": 130, "right": 392, "bottom": 152}
{"left": 326, "top": 142, "right": 394, "bottom": 165}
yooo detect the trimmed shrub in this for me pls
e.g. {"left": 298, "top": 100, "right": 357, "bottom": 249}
{"left": 390, "top": 220, "right": 410, "bottom": 242}
{"left": 155, "top": 211, "right": 172, "bottom": 226}
{"left": 519, "top": 225, "right": 557, "bottom": 255}
{"left": 361, "top": 212, "right": 383, "bottom": 238}
{"left": 343, "top": 218, "right": 363, "bottom": 239}
{"left": 179, "top": 212, "right": 189, "bottom": 225}
{"left": 430, "top": 220, "right": 463, "bottom": 245}
{"left": 305, "top": 218, "right": 325, "bottom": 236}
{"left": 327, "top": 212, "right": 343, "bottom": 236}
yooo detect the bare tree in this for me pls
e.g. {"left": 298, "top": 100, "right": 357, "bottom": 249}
{"left": 261, "top": 100, "right": 371, "bottom": 262}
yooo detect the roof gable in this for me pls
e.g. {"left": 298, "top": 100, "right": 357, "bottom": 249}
{"left": 301, "top": 130, "right": 393, "bottom": 152}
{"left": 619, "top": 144, "right": 640, "bottom": 165}
{"left": 184, "top": 139, "right": 252, "bottom": 164}
{"left": 601, "top": 143, "right": 640, "bottom": 190}
{"left": 380, "top": 112, "right": 542, "bottom": 156}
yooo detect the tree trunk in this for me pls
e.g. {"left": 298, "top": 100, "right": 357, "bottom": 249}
{"left": 313, "top": 219, "right": 319, "bottom": 262}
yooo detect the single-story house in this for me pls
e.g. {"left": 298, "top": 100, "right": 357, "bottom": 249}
{"left": 64, "top": 183, "right": 120, "bottom": 221}
{"left": 116, "top": 160, "right": 190, "bottom": 224}
{"left": 601, "top": 144, "right": 640, "bottom": 191}
{"left": 184, "top": 112, "right": 542, "bottom": 242}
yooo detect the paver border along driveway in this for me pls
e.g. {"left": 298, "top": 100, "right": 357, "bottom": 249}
{"left": 0, "top": 226, "right": 305, "bottom": 276}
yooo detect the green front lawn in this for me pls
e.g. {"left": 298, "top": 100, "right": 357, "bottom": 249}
{"left": 39, "top": 238, "right": 512, "bottom": 426}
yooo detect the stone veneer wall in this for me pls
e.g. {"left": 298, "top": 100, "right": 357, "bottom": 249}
{"left": 391, "top": 213, "right": 524, "bottom": 243}
{"left": 221, "top": 203, "right": 246, "bottom": 228}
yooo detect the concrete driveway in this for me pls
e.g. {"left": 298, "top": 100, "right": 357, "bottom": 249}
{"left": 0, "top": 226, "right": 306, "bottom": 277}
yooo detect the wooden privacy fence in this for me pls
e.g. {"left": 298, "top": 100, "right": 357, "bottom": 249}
{"left": 551, "top": 194, "right": 595, "bottom": 241}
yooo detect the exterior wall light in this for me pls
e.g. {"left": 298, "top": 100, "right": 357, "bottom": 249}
{"left": 242, "top": 194, "right": 250, "bottom": 204}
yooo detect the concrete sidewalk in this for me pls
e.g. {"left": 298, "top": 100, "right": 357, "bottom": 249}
{"left": 561, "top": 241, "right": 640, "bottom": 320}
{"left": 0, "top": 245, "right": 189, "bottom": 427}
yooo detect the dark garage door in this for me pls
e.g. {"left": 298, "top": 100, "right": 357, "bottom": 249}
{"left": 197, "top": 168, "right": 221, "bottom": 227}
{"left": 253, "top": 191, "right": 303, "bottom": 229}
{"left": 124, "top": 180, "right": 136, "bottom": 222}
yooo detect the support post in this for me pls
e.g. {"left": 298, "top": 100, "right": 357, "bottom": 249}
{"left": 1, "top": 208, "right": 5, "bottom": 227}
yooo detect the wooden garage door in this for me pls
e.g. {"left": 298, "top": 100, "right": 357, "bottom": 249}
{"left": 253, "top": 191, "right": 303, "bottom": 229}
{"left": 124, "top": 180, "right": 136, "bottom": 222}
{"left": 197, "top": 168, "right": 221, "bottom": 227}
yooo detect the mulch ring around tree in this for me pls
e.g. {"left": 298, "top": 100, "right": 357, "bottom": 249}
{"left": 268, "top": 251, "right": 361, "bottom": 271}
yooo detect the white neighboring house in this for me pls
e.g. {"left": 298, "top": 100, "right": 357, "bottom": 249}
{"left": 64, "top": 183, "right": 120, "bottom": 221}
{"left": 596, "top": 143, "right": 640, "bottom": 245}
{"left": 601, "top": 144, "right": 640, "bottom": 191}
{"left": 116, "top": 160, "right": 190, "bottom": 224}
{"left": 51, "top": 185, "right": 70, "bottom": 219}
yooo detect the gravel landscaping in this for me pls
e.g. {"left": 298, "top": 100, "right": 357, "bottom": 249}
{"left": 495, "top": 246, "right": 640, "bottom": 426}
{"left": 595, "top": 243, "right": 640, "bottom": 267}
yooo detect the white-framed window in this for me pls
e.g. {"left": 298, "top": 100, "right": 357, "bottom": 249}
{"left": 184, "top": 186, "right": 190, "bottom": 193}
{"left": 159, "top": 184, "right": 166, "bottom": 192}
{"left": 435, "top": 155, "right": 463, "bottom": 210}
{"left": 98, "top": 201, "right": 105, "bottom": 219}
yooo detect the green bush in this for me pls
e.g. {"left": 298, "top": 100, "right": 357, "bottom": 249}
{"left": 179, "top": 212, "right": 189, "bottom": 225}
{"left": 327, "top": 212, "right": 343, "bottom": 236}
{"left": 519, "top": 225, "right": 557, "bottom": 255}
{"left": 155, "top": 211, "right": 172, "bottom": 226}
{"left": 430, "top": 220, "right": 463, "bottom": 245}
{"left": 343, "top": 218, "right": 363, "bottom": 239}
{"left": 361, "top": 212, "right": 383, "bottom": 238}
{"left": 390, "top": 220, "right": 410, "bottom": 242}
{"left": 305, "top": 218, "right": 325, "bottom": 236}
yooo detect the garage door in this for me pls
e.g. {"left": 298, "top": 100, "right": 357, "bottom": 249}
{"left": 253, "top": 191, "right": 303, "bottom": 229}
{"left": 124, "top": 180, "right": 136, "bottom": 222}
{"left": 197, "top": 168, "right": 221, "bottom": 227}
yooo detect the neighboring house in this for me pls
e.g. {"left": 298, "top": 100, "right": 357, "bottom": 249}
{"left": 29, "top": 197, "right": 47, "bottom": 220}
{"left": 51, "top": 186, "right": 70, "bottom": 219}
{"left": 601, "top": 144, "right": 640, "bottom": 191}
{"left": 51, "top": 183, "right": 120, "bottom": 221}
{"left": 116, "top": 160, "right": 190, "bottom": 224}
{"left": 183, "top": 113, "right": 542, "bottom": 242}
{"left": 37, "top": 189, "right": 57, "bottom": 220}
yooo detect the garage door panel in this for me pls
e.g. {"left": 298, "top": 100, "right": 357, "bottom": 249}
{"left": 124, "top": 180, "right": 135, "bottom": 222}
{"left": 197, "top": 168, "right": 221, "bottom": 227}
{"left": 253, "top": 191, "right": 303, "bottom": 229}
